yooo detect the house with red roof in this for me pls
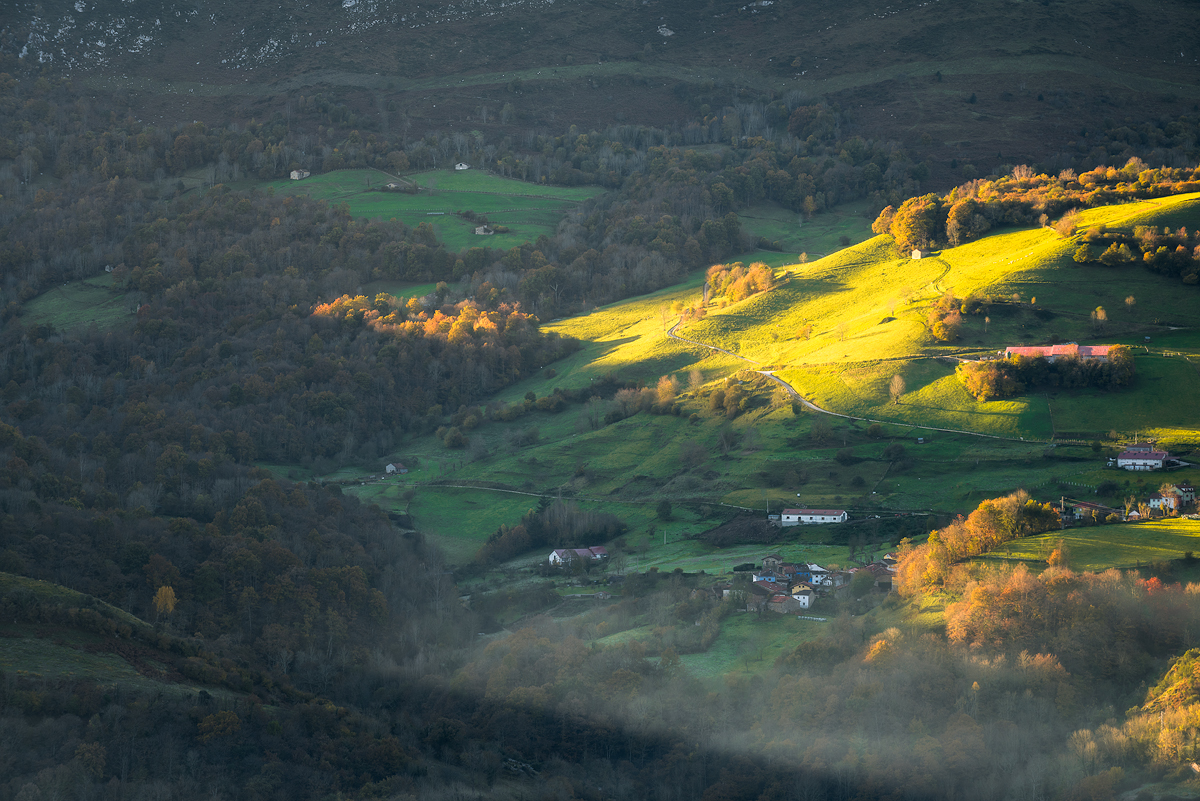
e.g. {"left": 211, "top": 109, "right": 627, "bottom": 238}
{"left": 1116, "top": 447, "right": 1169, "bottom": 471}
{"left": 1004, "top": 343, "right": 1113, "bottom": 362}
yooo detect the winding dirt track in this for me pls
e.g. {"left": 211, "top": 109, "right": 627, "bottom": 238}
{"left": 666, "top": 317, "right": 1045, "bottom": 444}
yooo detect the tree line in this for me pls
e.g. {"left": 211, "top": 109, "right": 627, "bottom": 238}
{"left": 957, "top": 346, "right": 1135, "bottom": 400}
{"left": 872, "top": 159, "right": 1200, "bottom": 255}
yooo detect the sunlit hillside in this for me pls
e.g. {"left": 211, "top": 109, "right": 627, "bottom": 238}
{"left": 678, "top": 193, "right": 1200, "bottom": 439}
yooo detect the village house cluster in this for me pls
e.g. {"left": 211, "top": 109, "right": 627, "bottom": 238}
{"left": 713, "top": 551, "right": 896, "bottom": 615}
{"left": 1061, "top": 481, "right": 1196, "bottom": 523}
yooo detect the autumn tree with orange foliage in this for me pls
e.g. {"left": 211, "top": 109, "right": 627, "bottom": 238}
{"left": 874, "top": 159, "right": 1200, "bottom": 256}
{"left": 895, "top": 490, "right": 1060, "bottom": 594}
{"left": 705, "top": 261, "right": 774, "bottom": 303}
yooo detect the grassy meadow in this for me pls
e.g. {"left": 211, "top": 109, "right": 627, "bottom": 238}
{"left": 23, "top": 275, "right": 134, "bottom": 332}
{"left": 978, "top": 518, "right": 1200, "bottom": 573}
{"left": 260, "top": 168, "right": 604, "bottom": 251}
{"left": 677, "top": 613, "right": 826, "bottom": 678}
{"left": 0, "top": 572, "right": 242, "bottom": 697}
{"left": 738, "top": 200, "right": 876, "bottom": 260}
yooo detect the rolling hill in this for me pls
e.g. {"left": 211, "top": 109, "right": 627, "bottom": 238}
{"left": 680, "top": 192, "right": 1200, "bottom": 440}
{"left": 329, "top": 192, "right": 1200, "bottom": 562}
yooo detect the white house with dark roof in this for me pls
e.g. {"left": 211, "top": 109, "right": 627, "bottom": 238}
{"left": 549, "top": 547, "right": 609, "bottom": 565}
{"left": 781, "top": 508, "right": 848, "bottom": 525}
{"left": 1149, "top": 491, "right": 1179, "bottom": 512}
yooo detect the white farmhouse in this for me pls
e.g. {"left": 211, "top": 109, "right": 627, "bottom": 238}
{"left": 791, "top": 588, "right": 815, "bottom": 609}
{"left": 1116, "top": 443, "right": 1169, "bottom": 471}
{"left": 781, "top": 508, "right": 848, "bottom": 525}
{"left": 290, "top": 169, "right": 310, "bottom": 180}
{"left": 549, "top": 547, "right": 609, "bottom": 565}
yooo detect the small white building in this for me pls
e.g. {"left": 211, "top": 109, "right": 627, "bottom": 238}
{"left": 290, "top": 169, "right": 311, "bottom": 180}
{"left": 549, "top": 547, "right": 609, "bottom": 565}
{"left": 912, "top": 249, "right": 930, "bottom": 259}
{"left": 791, "top": 589, "right": 815, "bottom": 609}
{"left": 384, "top": 462, "right": 408, "bottom": 475}
{"left": 474, "top": 225, "right": 494, "bottom": 235}
{"left": 454, "top": 163, "right": 470, "bottom": 171}
{"left": 781, "top": 508, "right": 848, "bottom": 525}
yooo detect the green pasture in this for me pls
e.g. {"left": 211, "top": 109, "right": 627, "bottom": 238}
{"left": 0, "top": 573, "right": 243, "bottom": 696}
{"left": 261, "top": 168, "right": 605, "bottom": 251}
{"left": 0, "top": 571, "right": 147, "bottom": 628}
{"left": 530, "top": 269, "right": 741, "bottom": 396}
{"left": 23, "top": 276, "right": 133, "bottom": 332}
{"left": 410, "top": 169, "right": 600, "bottom": 201}
{"left": 735, "top": 250, "right": 804, "bottom": 270}
{"left": 1046, "top": 355, "right": 1200, "bottom": 437}
{"left": 738, "top": 199, "right": 875, "bottom": 259}
{"left": 978, "top": 519, "right": 1200, "bottom": 572}
{"left": 0, "top": 621, "right": 243, "bottom": 701}
{"left": 778, "top": 361, "right": 1051, "bottom": 440}
{"left": 679, "top": 612, "right": 827, "bottom": 679}
{"left": 0, "top": 624, "right": 147, "bottom": 682}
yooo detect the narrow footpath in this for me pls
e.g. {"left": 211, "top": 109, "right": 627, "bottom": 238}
{"left": 666, "top": 317, "right": 1046, "bottom": 444}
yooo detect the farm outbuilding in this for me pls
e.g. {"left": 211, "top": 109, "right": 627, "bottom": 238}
{"left": 781, "top": 509, "right": 848, "bottom": 525}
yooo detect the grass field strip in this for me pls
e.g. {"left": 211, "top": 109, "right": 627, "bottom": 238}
{"left": 349, "top": 477, "right": 761, "bottom": 513}
{"left": 670, "top": 310, "right": 1047, "bottom": 444}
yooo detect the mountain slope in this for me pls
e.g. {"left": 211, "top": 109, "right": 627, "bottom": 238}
{"left": 6, "top": 0, "right": 1199, "bottom": 172}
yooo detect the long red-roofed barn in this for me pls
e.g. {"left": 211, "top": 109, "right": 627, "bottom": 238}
{"left": 1004, "top": 344, "right": 1113, "bottom": 362}
{"left": 1116, "top": 446, "right": 1170, "bottom": 471}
